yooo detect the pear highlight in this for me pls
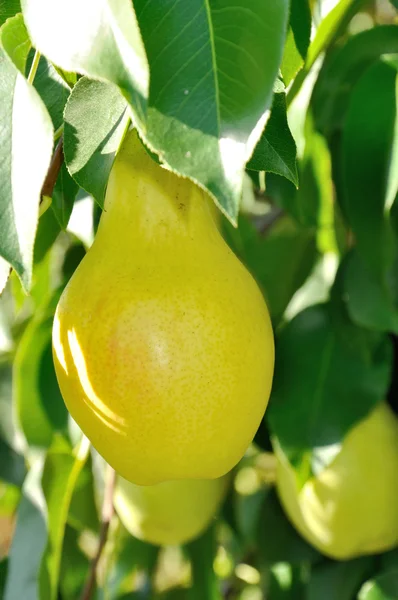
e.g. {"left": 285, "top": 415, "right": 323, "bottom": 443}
{"left": 53, "top": 130, "right": 274, "bottom": 485}
{"left": 275, "top": 402, "right": 398, "bottom": 560}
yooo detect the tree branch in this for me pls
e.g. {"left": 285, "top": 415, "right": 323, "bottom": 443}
{"left": 41, "top": 137, "right": 64, "bottom": 199}
{"left": 80, "top": 465, "right": 116, "bottom": 600}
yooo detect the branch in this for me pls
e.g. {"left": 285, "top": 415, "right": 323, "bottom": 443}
{"left": 41, "top": 137, "right": 64, "bottom": 199}
{"left": 80, "top": 465, "right": 116, "bottom": 600}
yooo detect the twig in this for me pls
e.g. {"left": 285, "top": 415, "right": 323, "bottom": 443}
{"left": 80, "top": 465, "right": 116, "bottom": 600}
{"left": 41, "top": 137, "right": 64, "bottom": 198}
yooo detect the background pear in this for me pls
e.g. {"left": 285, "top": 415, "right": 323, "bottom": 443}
{"left": 114, "top": 474, "right": 230, "bottom": 546}
{"left": 275, "top": 402, "right": 398, "bottom": 560}
{"left": 52, "top": 129, "right": 274, "bottom": 485}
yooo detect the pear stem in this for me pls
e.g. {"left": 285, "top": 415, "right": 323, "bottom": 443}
{"left": 80, "top": 465, "right": 116, "bottom": 600}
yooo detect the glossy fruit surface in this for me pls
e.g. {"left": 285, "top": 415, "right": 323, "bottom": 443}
{"left": 53, "top": 130, "right": 274, "bottom": 485}
{"left": 276, "top": 403, "right": 398, "bottom": 560}
{"left": 114, "top": 474, "right": 230, "bottom": 545}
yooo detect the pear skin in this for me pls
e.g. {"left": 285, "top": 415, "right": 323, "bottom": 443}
{"left": 53, "top": 130, "right": 274, "bottom": 485}
{"left": 114, "top": 474, "right": 230, "bottom": 545}
{"left": 276, "top": 402, "right": 398, "bottom": 559}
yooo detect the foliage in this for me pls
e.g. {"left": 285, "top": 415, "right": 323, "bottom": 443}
{"left": 0, "top": 0, "right": 398, "bottom": 598}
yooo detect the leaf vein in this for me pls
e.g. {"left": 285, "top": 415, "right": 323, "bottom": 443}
{"left": 152, "top": 41, "right": 211, "bottom": 105}
{"left": 213, "top": 36, "right": 263, "bottom": 74}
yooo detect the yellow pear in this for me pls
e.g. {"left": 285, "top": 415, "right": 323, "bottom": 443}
{"left": 275, "top": 402, "right": 398, "bottom": 560}
{"left": 114, "top": 474, "right": 230, "bottom": 546}
{"left": 52, "top": 129, "right": 274, "bottom": 485}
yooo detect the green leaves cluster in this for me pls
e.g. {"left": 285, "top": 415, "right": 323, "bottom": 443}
{"left": 0, "top": 0, "right": 292, "bottom": 293}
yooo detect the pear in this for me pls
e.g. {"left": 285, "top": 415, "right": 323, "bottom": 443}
{"left": 52, "top": 129, "right": 274, "bottom": 485}
{"left": 114, "top": 474, "right": 230, "bottom": 546}
{"left": 275, "top": 402, "right": 398, "bottom": 560}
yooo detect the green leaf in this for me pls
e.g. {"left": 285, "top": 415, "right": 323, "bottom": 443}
{"left": 247, "top": 91, "right": 298, "bottom": 186}
{"left": 68, "top": 458, "right": 99, "bottom": 532}
{"left": 0, "top": 438, "right": 26, "bottom": 487}
{"left": 264, "top": 114, "right": 337, "bottom": 255}
{"left": 267, "top": 304, "right": 392, "bottom": 478}
{"left": 223, "top": 214, "right": 317, "bottom": 324}
{"left": 0, "top": 15, "right": 54, "bottom": 290}
{"left": 358, "top": 570, "right": 398, "bottom": 600}
{"left": 0, "top": 559, "right": 8, "bottom": 597}
{"left": 22, "top": 0, "right": 289, "bottom": 221}
{"left": 307, "top": 0, "right": 366, "bottom": 68}
{"left": 53, "top": 67, "right": 77, "bottom": 89}
{"left": 287, "top": 0, "right": 367, "bottom": 106}
{"left": 21, "top": 0, "right": 149, "bottom": 127}
{"left": 281, "top": 28, "right": 304, "bottom": 88}
{"left": 256, "top": 488, "right": 320, "bottom": 564}
{"left": 61, "top": 241, "right": 86, "bottom": 282}
{"left": 0, "top": 364, "right": 18, "bottom": 449}
{"left": 312, "top": 25, "right": 398, "bottom": 136}
{"left": 33, "top": 207, "right": 61, "bottom": 265}
{"left": 385, "top": 73, "right": 398, "bottom": 212}
{"left": 52, "top": 163, "right": 79, "bottom": 229}
{"left": 0, "top": 481, "right": 20, "bottom": 515}
{"left": 281, "top": 0, "right": 311, "bottom": 86}
{"left": 329, "top": 255, "right": 385, "bottom": 355}
{"left": 380, "top": 549, "right": 398, "bottom": 573}
{"left": 290, "top": 0, "right": 311, "bottom": 60}
{"left": 4, "top": 440, "right": 90, "bottom": 600}
{"left": 308, "top": 557, "right": 375, "bottom": 600}
{"left": 39, "top": 438, "right": 90, "bottom": 600}
{"left": 343, "top": 250, "right": 398, "bottom": 334}
{"left": 0, "top": 13, "right": 30, "bottom": 72}
{"left": 0, "top": 0, "right": 20, "bottom": 26}
{"left": 14, "top": 291, "right": 67, "bottom": 448}
{"left": 107, "top": 528, "right": 159, "bottom": 599}
{"left": 4, "top": 461, "right": 47, "bottom": 600}
{"left": 63, "top": 77, "right": 129, "bottom": 207}
{"left": 281, "top": 0, "right": 312, "bottom": 86}
{"left": 235, "top": 488, "right": 267, "bottom": 543}
{"left": 185, "top": 525, "right": 221, "bottom": 600}
{"left": 295, "top": 113, "right": 337, "bottom": 254}
{"left": 28, "top": 52, "right": 71, "bottom": 130}
{"left": 59, "top": 526, "right": 91, "bottom": 600}
{"left": 341, "top": 61, "right": 397, "bottom": 278}
{"left": 135, "top": 0, "right": 289, "bottom": 221}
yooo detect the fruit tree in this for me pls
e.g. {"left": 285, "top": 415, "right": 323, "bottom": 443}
{"left": 0, "top": 1, "right": 398, "bottom": 599}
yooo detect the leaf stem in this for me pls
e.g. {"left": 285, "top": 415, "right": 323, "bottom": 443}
{"left": 27, "top": 50, "right": 41, "bottom": 85}
{"left": 54, "top": 124, "right": 64, "bottom": 142}
{"left": 39, "top": 195, "right": 52, "bottom": 217}
{"left": 80, "top": 465, "right": 116, "bottom": 600}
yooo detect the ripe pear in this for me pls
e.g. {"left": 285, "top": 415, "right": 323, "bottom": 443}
{"left": 275, "top": 402, "right": 398, "bottom": 560}
{"left": 52, "top": 129, "right": 274, "bottom": 485}
{"left": 114, "top": 474, "right": 230, "bottom": 546}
